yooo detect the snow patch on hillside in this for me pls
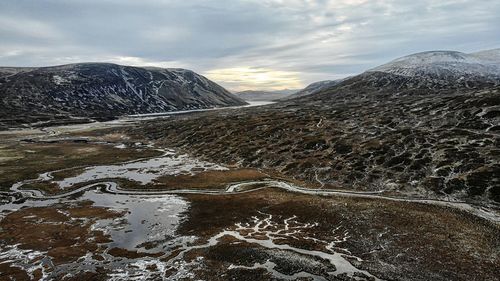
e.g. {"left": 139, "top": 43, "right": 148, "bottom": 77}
{"left": 370, "top": 49, "right": 500, "bottom": 78}
{"left": 52, "top": 75, "right": 69, "bottom": 85}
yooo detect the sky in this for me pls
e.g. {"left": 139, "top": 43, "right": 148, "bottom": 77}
{"left": 1, "top": 0, "right": 499, "bottom": 91}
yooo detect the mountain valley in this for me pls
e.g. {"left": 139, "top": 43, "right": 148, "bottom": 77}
{"left": 0, "top": 49, "right": 499, "bottom": 281}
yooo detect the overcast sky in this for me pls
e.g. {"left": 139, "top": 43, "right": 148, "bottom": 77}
{"left": 1, "top": 0, "right": 499, "bottom": 91}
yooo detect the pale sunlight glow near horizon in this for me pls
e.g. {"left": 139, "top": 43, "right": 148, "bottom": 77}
{"left": 205, "top": 67, "right": 304, "bottom": 92}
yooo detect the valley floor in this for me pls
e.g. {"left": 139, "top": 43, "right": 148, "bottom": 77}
{"left": 0, "top": 93, "right": 499, "bottom": 280}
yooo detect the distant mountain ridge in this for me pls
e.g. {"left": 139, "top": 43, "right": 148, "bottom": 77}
{"left": 234, "top": 89, "right": 297, "bottom": 101}
{"left": 370, "top": 49, "right": 500, "bottom": 80}
{"left": 284, "top": 80, "right": 343, "bottom": 100}
{"left": 293, "top": 48, "right": 500, "bottom": 102}
{"left": 0, "top": 63, "right": 246, "bottom": 127}
{"left": 363, "top": 49, "right": 500, "bottom": 89}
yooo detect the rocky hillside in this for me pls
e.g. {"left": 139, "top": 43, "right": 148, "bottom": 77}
{"left": 291, "top": 49, "right": 500, "bottom": 101}
{"left": 0, "top": 63, "right": 246, "bottom": 127}
{"left": 361, "top": 50, "right": 498, "bottom": 89}
{"left": 371, "top": 49, "right": 500, "bottom": 77}
{"left": 350, "top": 49, "right": 500, "bottom": 92}
{"left": 128, "top": 49, "right": 500, "bottom": 207}
{"left": 135, "top": 86, "right": 500, "bottom": 207}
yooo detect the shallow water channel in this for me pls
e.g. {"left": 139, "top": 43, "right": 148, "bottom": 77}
{"left": 0, "top": 147, "right": 388, "bottom": 280}
{"left": 1, "top": 144, "right": 497, "bottom": 280}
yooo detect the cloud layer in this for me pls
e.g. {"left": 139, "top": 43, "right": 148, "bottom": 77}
{"left": 1, "top": 0, "right": 499, "bottom": 90}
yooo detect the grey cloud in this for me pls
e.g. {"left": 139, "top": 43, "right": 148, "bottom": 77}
{"left": 0, "top": 0, "right": 499, "bottom": 89}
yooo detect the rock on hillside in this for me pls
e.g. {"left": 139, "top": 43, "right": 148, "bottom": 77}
{"left": 0, "top": 63, "right": 246, "bottom": 127}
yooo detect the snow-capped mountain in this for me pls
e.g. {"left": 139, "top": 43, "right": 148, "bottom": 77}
{"left": 0, "top": 63, "right": 246, "bottom": 125}
{"left": 366, "top": 49, "right": 500, "bottom": 89}
{"left": 471, "top": 49, "right": 500, "bottom": 64}
{"left": 295, "top": 48, "right": 500, "bottom": 102}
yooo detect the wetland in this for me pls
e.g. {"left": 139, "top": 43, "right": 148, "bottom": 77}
{"left": 0, "top": 109, "right": 498, "bottom": 280}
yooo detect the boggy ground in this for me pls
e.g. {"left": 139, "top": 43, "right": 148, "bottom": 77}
{"left": 0, "top": 89, "right": 499, "bottom": 280}
{"left": 0, "top": 135, "right": 162, "bottom": 192}
{"left": 1, "top": 188, "right": 498, "bottom": 281}
{"left": 133, "top": 87, "right": 500, "bottom": 206}
{"left": 171, "top": 189, "right": 500, "bottom": 280}
{"left": 0, "top": 121, "right": 498, "bottom": 280}
{"left": 0, "top": 121, "right": 274, "bottom": 196}
{"left": 151, "top": 169, "right": 267, "bottom": 190}
{"left": 0, "top": 201, "right": 121, "bottom": 280}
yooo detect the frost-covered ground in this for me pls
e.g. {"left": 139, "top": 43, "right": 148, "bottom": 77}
{"left": 1, "top": 60, "right": 500, "bottom": 279}
{"left": 55, "top": 150, "right": 227, "bottom": 188}
{"left": 370, "top": 49, "right": 500, "bottom": 78}
{"left": 0, "top": 121, "right": 499, "bottom": 280}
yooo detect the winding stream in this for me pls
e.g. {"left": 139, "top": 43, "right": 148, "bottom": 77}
{"left": 1, "top": 137, "right": 499, "bottom": 280}
{"left": 6, "top": 174, "right": 499, "bottom": 224}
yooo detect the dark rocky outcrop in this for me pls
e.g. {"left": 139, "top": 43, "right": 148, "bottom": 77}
{"left": 0, "top": 63, "right": 246, "bottom": 128}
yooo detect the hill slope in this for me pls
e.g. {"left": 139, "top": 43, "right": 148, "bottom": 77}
{"left": 0, "top": 63, "right": 246, "bottom": 127}
{"left": 294, "top": 49, "right": 500, "bottom": 101}
{"left": 131, "top": 48, "right": 500, "bottom": 206}
{"left": 284, "top": 80, "right": 342, "bottom": 100}
{"left": 371, "top": 49, "right": 500, "bottom": 77}
{"left": 363, "top": 49, "right": 500, "bottom": 90}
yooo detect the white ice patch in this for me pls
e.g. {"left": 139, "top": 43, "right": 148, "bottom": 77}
{"left": 52, "top": 75, "right": 69, "bottom": 85}
{"left": 114, "top": 144, "right": 127, "bottom": 149}
{"left": 369, "top": 49, "right": 500, "bottom": 77}
{"left": 0, "top": 244, "right": 52, "bottom": 280}
{"left": 166, "top": 213, "right": 381, "bottom": 280}
{"left": 108, "top": 259, "right": 168, "bottom": 281}
{"left": 55, "top": 151, "right": 228, "bottom": 188}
